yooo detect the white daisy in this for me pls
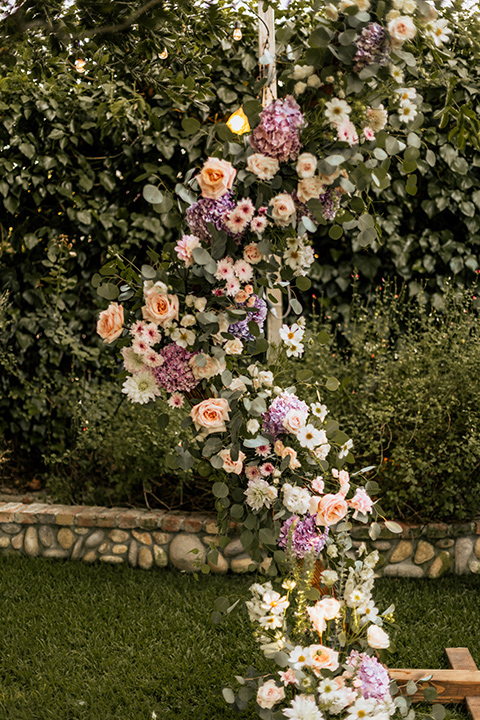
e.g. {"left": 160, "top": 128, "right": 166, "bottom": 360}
{"left": 121, "top": 371, "right": 160, "bottom": 404}
{"left": 390, "top": 65, "right": 404, "bottom": 83}
{"left": 338, "top": 438, "right": 353, "bottom": 458}
{"left": 288, "top": 646, "right": 314, "bottom": 671}
{"left": 171, "top": 327, "right": 196, "bottom": 348}
{"left": 260, "top": 590, "right": 290, "bottom": 615}
{"left": 311, "top": 402, "right": 328, "bottom": 421}
{"left": 425, "top": 18, "right": 452, "bottom": 46}
{"left": 397, "top": 100, "right": 417, "bottom": 123}
{"left": 283, "top": 694, "right": 323, "bottom": 720}
{"left": 324, "top": 97, "right": 352, "bottom": 126}
{"left": 297, "top": 424, "right": 326, "bottom": 449}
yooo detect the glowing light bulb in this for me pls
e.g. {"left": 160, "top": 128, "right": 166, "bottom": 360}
{"left": 226, "top": 107, "right": 250, "bottom": 135}
{"left": 159, "top": 49, "right": 168, "bottom": 59}
{"left": 75, "top": 59, "right": 86, "bottom": 73}
{"left": 233, "top": 22, "right": 242, "bottom": 41}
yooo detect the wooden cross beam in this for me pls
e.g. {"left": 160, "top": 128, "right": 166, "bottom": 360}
{"left": 390, "top": 648, "right": 480, "bottom": 720}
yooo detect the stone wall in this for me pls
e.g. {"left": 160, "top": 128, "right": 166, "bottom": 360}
{"left": 1, "top": 501, "right": 479, "bottom": 577}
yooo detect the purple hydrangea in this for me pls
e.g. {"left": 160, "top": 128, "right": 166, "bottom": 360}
{"left": 250, "top": 96, "right": 304, "bottom": 163}
{"left": 186, "top": 192, "right": 236, "bottom": 242}
{"left": 353, "top": 23, "right": 391, "bottom": 72}
{"left": 262, "top": 391, "right": 309, "bottom": 438}
{"left": 153, "top": 343, "right": 198, "bottom": 393}
{"left": 278, "top": 514, "right": 329, "bottom": 559}
{"left": 228, "top": 295, "right": 268, "bottom": 342}
{"left": 346, "top": 651, "right": 391, "bottom": 700}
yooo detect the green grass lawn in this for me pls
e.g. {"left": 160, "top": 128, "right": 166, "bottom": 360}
{"left": 0, "top": 555, "right": 479, "bottom": 720}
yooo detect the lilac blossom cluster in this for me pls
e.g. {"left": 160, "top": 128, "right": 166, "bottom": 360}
{"left": 186, "top": 192, "right": 236, "bottom": 242}
{"left": 353, "top": 23, "right": 391, "bottom": 72}
{"left": 228, "top": 295, "right": 268, "bottom": 341}
{"left": 277, "top": 514, "right": 329, "bottom": 559}
{"left": 346, "top": 651, "right": 391, "bottom": 700}
{"left": 262, "top": 391, "right": 309, "bottom": 438}
{"left": 153, "top": 343, "right": 198, "bottom": 393}
{"left": 250, "top": 96, "right": 304, "bottom": 163}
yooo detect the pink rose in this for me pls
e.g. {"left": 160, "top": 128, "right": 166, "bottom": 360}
{"left": 243, "top": 242, "right": 263, "bottom": 265}
{"left": 310, "top": 645, "right": 340, "bottom": 676}
{"left": 142, "top": 283, "right": 179, "bottom": 327}
{"left": 282, "top": 409, "right": 307, "bottom": 435}
{"left": 247, "top": 153, "right": 279, "bottom": 181}
{"left": 349, "top": 488, "right": 374, "bottom": 518}
{"left": 196, "top": 157, "right": 236, "bottom": 200}
{"left": 297, "top": 177, "right": 325, "bottom": 204}
{"left": 219, "top": 448, "right": 246, "bottom": 474}
{"left": 311, "top": 492, "right": 348, "bottom": 526}
{"left": 269, "top": 193, "right": 296, "bottom": 226}
{"left": 96, "top": 302, "right": 124, "bottom": 344}
{"left": 387, "top": 15, "right": 417, "bottom": 46}
{"left": 296, "top": 152, "right": 318, "bottom": 178}
{"left": 190, "top": 397, "right": 230, "bottom": 433}
{"left": 256, "top": 680, "right": 285, "bottom": 709}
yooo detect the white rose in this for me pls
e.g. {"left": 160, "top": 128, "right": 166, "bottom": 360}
{"left": 269, "top": 193, "right": 296, "bottom": 226}
{"left": 294, "top": 81, "right": 307, "bottom": 95}
{"left": 180, "top": 314, "right": 196, "bottom": 327}
{"left": 297, "top": 177, "right": 324, "bottom": 204}
{"left": 224, "top": 338, "right": 244, "bottom": 355}
{"left": 194, "top": 297, "right": 207, "bottom": 312}
{"left": 258, "top": 370, "right": 274, "bottom": 387}
{"left": 246, "top": 419, "right": 260, "bottom": 434}
{"left": 388, "top": 15, "right": 417, "bottom": 46}
{"left": 229, "top": 378, "right": 247, "bottom": 394}
{"left": 296, "top": 153, "right": 318, "bottom": 179}
{"left": 325, "top": 3, "right": 338, "bottom": 20}
{"left": 283, "top": 483, "right": 312, "bottom": 515}
{"left": 292, "top": 64, "right": 314, "bottom": 80}
{"left": 282, "top": 409, "right": 307, "bottom": 434}
{"left": 247, "top": 153, "right": 279, "bottom": 181}
{"left": 386, "top": 9, "right": 401, "bottom": 20}
{"left": 256, "top": 680, "right": 285, "bottom": 709}
{"left": 367, "top": 625, "right": 390, "bottom": 649}
{"left": 307, "top": 74, "right": 321, "bottom": 88}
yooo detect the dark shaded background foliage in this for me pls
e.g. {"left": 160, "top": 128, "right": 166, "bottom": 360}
{"left": 1, "top": 0, "right": 480, "bottom": 518}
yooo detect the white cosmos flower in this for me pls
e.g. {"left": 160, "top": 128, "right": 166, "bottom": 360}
{"left": 280, "top": 323, "right": 305, "bottom": 347}
{"left": 260, "top": 591, "right": 290, "bottom": 615}
{"left": 171, "top": 327, "right": 196, "bottom": 348}
{"left": 311, "top": 402, "right": 328, "bottom": 421}
{"left": 346, "top": 697, "right": 377, "bottom": 720}
{"left": 121, "top": 371, "right": 160, "bottom": 404}
{"left": 297, "top": 424, "right": 326, "bottom": 449}
{"left": 396, "top": 86, "right": 417, "bottom": 103}
{"left": 286, "top": 341, "right": 305, "bottom": 358}
{"left": 288, "top": 646, "right": 314, "bottom": 671}
{"left": 259, "top": 613, "right": 284, "bottom": 629}
{"left": 425, "top": 18, "right": 452, "bottom": 46}
{"left": 397, "top": 100, "right": 417, "bottom": 123}
{"left": 338, "top": 438, "right": 353, "bottom": 458}
{"left": 324, "top": 97, "right": 352, "bottom": 126}
{"left": 390, "top": 65, "right": 404, "bottom": 83}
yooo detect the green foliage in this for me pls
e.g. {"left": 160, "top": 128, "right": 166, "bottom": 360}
{"left": 300, "top": 286, "right": 480, "bottom": 522}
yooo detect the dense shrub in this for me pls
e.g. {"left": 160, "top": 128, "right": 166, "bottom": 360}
{"left": 299, "top": 286, "right": 480, "bottom": 522}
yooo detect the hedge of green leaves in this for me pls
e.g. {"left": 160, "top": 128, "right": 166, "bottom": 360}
{"left": 1, "top": 0, "right": 480, "bottom": 517}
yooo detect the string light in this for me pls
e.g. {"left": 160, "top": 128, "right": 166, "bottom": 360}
{"left": 233, "top": 21, "right": 242, "bottom": 41}
{"left": 159, "top": 49, "right": 168, "bottom": 59}
{"left": 226, "top": 106, "right": 250, "bottom": 135}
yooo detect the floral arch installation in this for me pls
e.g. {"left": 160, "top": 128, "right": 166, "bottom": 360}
{"left": 95, "top": 0, "right": 477, "bottom": 717}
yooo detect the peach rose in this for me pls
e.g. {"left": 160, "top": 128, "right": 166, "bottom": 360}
{"left": 243, "top": 242, "right": 263, "bottom": 265}
{"left": 219, "top": 448, "right": 246, "bottom": 475}
{"left": 297, "top": 177, "right": 325, "bottom": 204}
{"left": 234, "top": 290, "right": 250, "bottom": 304}
{"left": 142, "top": 283, "right": 179, "bottom": 327}
{"left": 387, "top": 15, "right": 416, "bottom": 46}
{"left": 189, "top": 354, "right": 225, "bottom": 380}
{"left": 247, "top": 153, "right": 279, "bottom": 181}
{"left": 269, "top": 193, "right": 296, "bottom": 226}
{"left": 367, "top": 625, "right": 390, "bottom": 649}
{"left": 190, "top": 397, "right": 230, "bottom": 433}
{"left": 96, "top": 302, "right": 124, "bottom": 344}
{"left": 310, "top": 645, "right": 340, "bottom": 676}
{"left": 311, "top": 492, "right": 348, "bottom": 526}
{"left": 196, "top": 157, "right": 236, "bottom": 200}
{"left": 256, "top": 680, "right": 285, "bottom": 709}
{"left": 282, "top": 409, "right": 307, "bottom": 435}
{"left": 296, "top": 152, "right": 318, "bottom": 179}
{"left": 281, "top": 445, "right": 301, "bottom": 470}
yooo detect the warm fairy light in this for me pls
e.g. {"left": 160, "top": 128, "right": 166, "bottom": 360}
{"left": 75, "top": 59, "right": 86, "bottom": 73}
{"left": 159, "top": 49, "right": 168, "bottom": 59}
{"left": 233, "top": 21, "right": 242, "bottom": 41}
{"left": 226, "top": 107, "right": 250, "bottom": 135}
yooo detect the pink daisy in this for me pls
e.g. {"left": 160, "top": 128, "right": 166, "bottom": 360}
{"left": 236, "top": 198, "right": 255, "bottom": 222}
{"left": 143, "top": 349, "right": 164, "bottom": 367}
{"left": 363, "top": 126, "right": 375, "bottom": 141}
{"left": 167, "top": 392, "right": 185, "bottom": 409}
{"left": 214, "top": 257, "right": 235, "bottom": 281}
{"left": 130, "top": 320, "right": 146, "bottom": 337}
{"left": 245, "top": 465, "right": 263, "bottom": 481}
{"left": 255, "top": 443, "right": 272, "bottom": 458}
{"left": 250, "top": 216, "right": 268, "bottom": 234}
{"left": 224, "top": 209, "right": 249, "bottom": 234}
{"left": 233, "top": 259, "right": 254, "bottom": 282}
{"left": 213, "top": 288, "right": 225, "bottom": 297}
{"left": 260, "top": 462, "right": 275, "bottom": 476}
{"left": 337, "top": 120, "right": 359, "bottom": 146}
{"left": 143, "top": 323, "right": 161, "bottom": 345}
{"left": 225, "top": 278, "right": 241, "bottom": 296}
{"left": 132, "top": 337, "right": 150, "bottom": 355}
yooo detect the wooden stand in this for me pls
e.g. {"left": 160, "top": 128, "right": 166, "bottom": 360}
{"left": 391, "top": 648, "right": 480, "bottom": 720}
